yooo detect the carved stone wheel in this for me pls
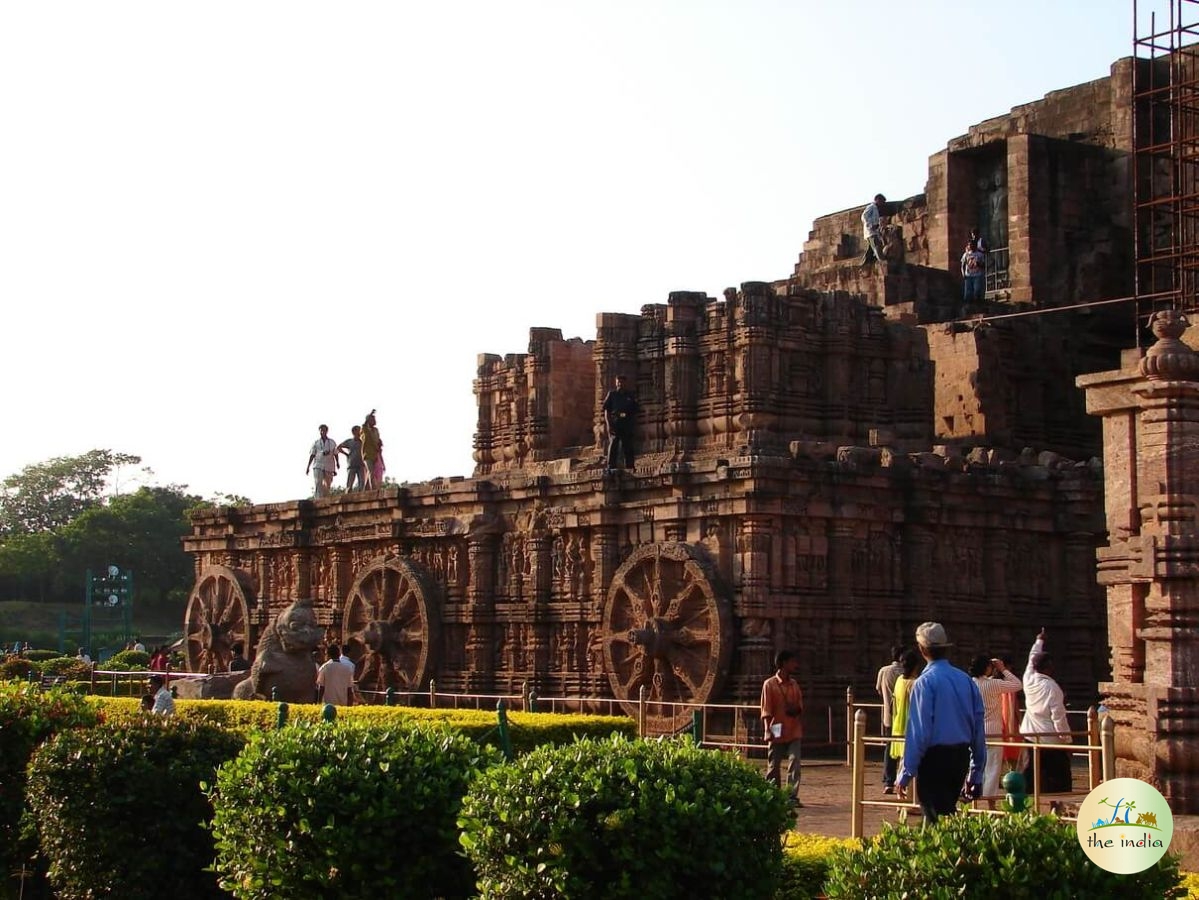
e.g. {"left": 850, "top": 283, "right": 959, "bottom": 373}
{"left": 185, "top": 566, "right": 253, "bottom": 674}
{"left": 602, "top": 542, "right": 733, "bottom": 733}
{"left": 342, "top": 555, "right": 439, "bottom": 695}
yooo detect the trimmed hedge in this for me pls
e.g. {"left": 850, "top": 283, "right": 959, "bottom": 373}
{"left": 0, "top": 657, "right": 37, "bottom": 680}
{"left": 209, "top": 720, "right": 498, "bottom": 899}
{"left": 100, "top": 649, "right": 151, "bottom": 670}
{"left": 21, "top": 650, "right": 63, "bottom": 663}
{"left": 38, "top": 657, "right": 92, "bottom": 679}
{"left": 26, "top": 718, "right": 244, "bottom": 900}
{"left": 778, "top": 833, "right": 859, "bottom": 899}
{"left": 459, "top": 733, "right": 792, "bottom": 899}
{"left": 823, "top": 813, "right": 1184, "bottom": 899}
{"left": 89, "top": 696, "right": 635, "bottom": 749}
{"left": 0, "top": 683, "right": 100, "bottom": 890}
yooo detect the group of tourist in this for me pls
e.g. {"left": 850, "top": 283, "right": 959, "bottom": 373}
{"left": 860, "top": 192, "right": 990, "bottom": 317}
{"left": 762, "top": 621, "right": 1074, "bottom": 823}
{"left": 300, "top": 380, "right": 642, "bottom": 498}
{"left": 306, "top": 411, "right": 385, "bottom": 498}
{"left": 875, "top": 624, "right": 1073, "bottom": 823}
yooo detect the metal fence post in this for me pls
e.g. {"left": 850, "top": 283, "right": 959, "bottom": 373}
{"left": 276, "top": 702, "right": 289, "bottom": 729}
{"left": 496, "top": 699, "right": 514, "bottom": 761}
{"left": 1087, "top": 705, "right": 1100, "bottom": 790}
{"left": 638, "top": 684, "right": 647, "bottom": 738}
{"left": 521, "top": 680, "right": 529, "bottom": 713}
{"left": 845, "top": 686, "right": 854, "bottom": 766}
{"left": 691, "top": 709, "right": 703, "bottom": 746}
{"left": 429, "top": 678, "right": 437, "bottom": 710}
{"left": 1101, "top": 713, "right": 1116, "bottom": 782}
{"left": 322, "top": 703, "right": 337, "bottom": 723}
{"left": 385, "top": 687, "right": 395, "bottom": 707}
{"left": 851, "top": 709, "right": 866, "bottom": 839}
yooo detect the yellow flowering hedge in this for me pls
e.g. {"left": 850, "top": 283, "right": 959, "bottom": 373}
{"left": 777, "top": 832, "right": 859, "bottom": 899}
{"left": 89, "top": 697, "right": 635, "bottom": 752}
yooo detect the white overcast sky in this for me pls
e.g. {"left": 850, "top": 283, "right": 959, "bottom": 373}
{"left": 1, "top": 0, "right": 1137, "bottom": 503}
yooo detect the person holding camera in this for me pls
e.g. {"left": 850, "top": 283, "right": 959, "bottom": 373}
{"left": 760, "top": 649, "right": 804, "bottom": 807}
{"left": 968, "top": 653, "right": 1023, "bottom": 797}
{"left": 305, "top": 424, "right": 339, "bottom": 498}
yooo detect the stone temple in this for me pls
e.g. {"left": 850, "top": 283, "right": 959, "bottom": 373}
{"left": 184, "top": 49, "right": 1199, "bottom": 810}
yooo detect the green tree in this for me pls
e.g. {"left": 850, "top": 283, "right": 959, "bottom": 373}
{"left": 0, "top": 530, "right": 60, "bottom": 602}
{"left": 57, "top": 486, "right": 203, "bottom": 613}
{"left": 0, "top": 450, "right": 141, "bottom": 536}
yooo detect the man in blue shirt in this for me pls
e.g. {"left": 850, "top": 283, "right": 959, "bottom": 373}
{"left": 895, "top": 622, "right": 986, "bottom": 823}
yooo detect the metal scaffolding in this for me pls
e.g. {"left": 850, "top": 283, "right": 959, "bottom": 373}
{"left": 1133, "top": 0, "right": 1199, "bottom": 336}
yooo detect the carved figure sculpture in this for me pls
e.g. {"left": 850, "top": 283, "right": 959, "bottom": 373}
{"left": 232, "top": 598, "right": 323, "bottom": 702}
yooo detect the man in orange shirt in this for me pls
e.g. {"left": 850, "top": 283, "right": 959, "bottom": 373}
{"left": 761, "top": 649, "right": 804, "bottom": 807}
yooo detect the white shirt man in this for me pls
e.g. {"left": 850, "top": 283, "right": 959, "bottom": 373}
{"left": 317, "top": 645, "right": 355, "bottom": 706}
{"left": 306, "top": 425, "right": 339, "bottom": 498}
{"left": 149, "top": 675, "right": 175, "bottom": 715}
{"left": 1020, "top": 630, "right": 1071, "bottom": 743}
{"left": 860, "top": 193, "right": 887, "bottom": 265}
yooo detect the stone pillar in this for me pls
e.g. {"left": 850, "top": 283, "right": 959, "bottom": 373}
{"left": 464, "top": 531, "right": 498, "bottom": 691}
{"left": 591, "top": 526, "right": 619, "bottom": 615}
{"left": 1079, "top": 310, "right": 1199, "bottom": 811}
{"left": 733, "top": 515, "right": 773, "bottom": 699}
{"left": 664, "top": 293, "right": 704, "bottom": 453}
{"left": 527, "top": 533, "right": 552, "bottom": 678}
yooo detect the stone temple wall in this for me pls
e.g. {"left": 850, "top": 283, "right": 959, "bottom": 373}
{"left": 186, "top": 284, "right": 1109, "bottom": 742}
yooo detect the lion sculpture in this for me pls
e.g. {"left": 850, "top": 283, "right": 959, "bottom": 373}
{"left": 232, "top": 598, "right": 323, "bottom": 703}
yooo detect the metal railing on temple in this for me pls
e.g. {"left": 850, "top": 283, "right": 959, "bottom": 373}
{"left": 985, "top": 246, "right": 1010, "bottom": 294}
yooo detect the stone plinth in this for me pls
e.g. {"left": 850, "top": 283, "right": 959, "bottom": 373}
{"left": 1079, "top": 310, "right": 1199, "bottom": 813}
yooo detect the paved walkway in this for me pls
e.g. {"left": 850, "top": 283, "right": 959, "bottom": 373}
{"left": 786, "top": 759, "right": 899, "bottom": 838}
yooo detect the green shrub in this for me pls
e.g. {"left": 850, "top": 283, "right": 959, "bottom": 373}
{"left": 823, "top": 813, "right": 1184, "bottom": 899}
{"left": 21, "top": 650, "right": 63, "bottom": 663}
{"left": 0, "top": 683, "right": 99, "bottom": 890}
{"left": 778, "top": 833, "right": 859, "bottom": 899}
{"left": 459, "top": 734, "right": 792, "bottom": 899}
{"left": 208, "top": 720, "right": 498, "bottom": 899}
{"left": 26, "top": 718, "right": 244, "bottom": 900}
{"left": 37, "top": 657, "right": 92, "bottom": 680}
{"left": 101, "top": 649, "right": 150, "bottom": 670}
{"left": 0, "top": 657, "right": 37, "bottom": 682}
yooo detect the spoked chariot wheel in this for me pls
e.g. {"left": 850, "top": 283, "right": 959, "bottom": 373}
{"left": 601, "top": 542, "right": 733, "bottom": 733}
{"left": 341, "top": 555, "right": 439, "bottom": 694}
{"left": 185, "top": 566, "right": 253, "bottom": 674}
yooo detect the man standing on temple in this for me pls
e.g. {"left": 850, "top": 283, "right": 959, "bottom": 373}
{"left": 339, "top": 425, "right": 366, "bottom": 492}
{"left": 601, "top": 374, "right": 639, "bottom": 472}
{"left": 860, "top": 193, "right": 888, "bottom": 266}
{"left": 305, "top": 424, "right": 338, "bottom": 498}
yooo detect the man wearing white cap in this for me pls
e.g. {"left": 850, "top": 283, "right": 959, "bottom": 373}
{"left": 895, "top": 622, "right": 986, "bottom": 824}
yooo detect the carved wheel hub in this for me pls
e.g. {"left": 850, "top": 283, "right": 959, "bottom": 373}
{"left": 185, "top": 566, "right": 253, "bottom": 674}
{"left": 601, "top": 542, "right": 733, "bottom": 733}
{"left": 342, "top": 556, "right": 439, "bottom": 694}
